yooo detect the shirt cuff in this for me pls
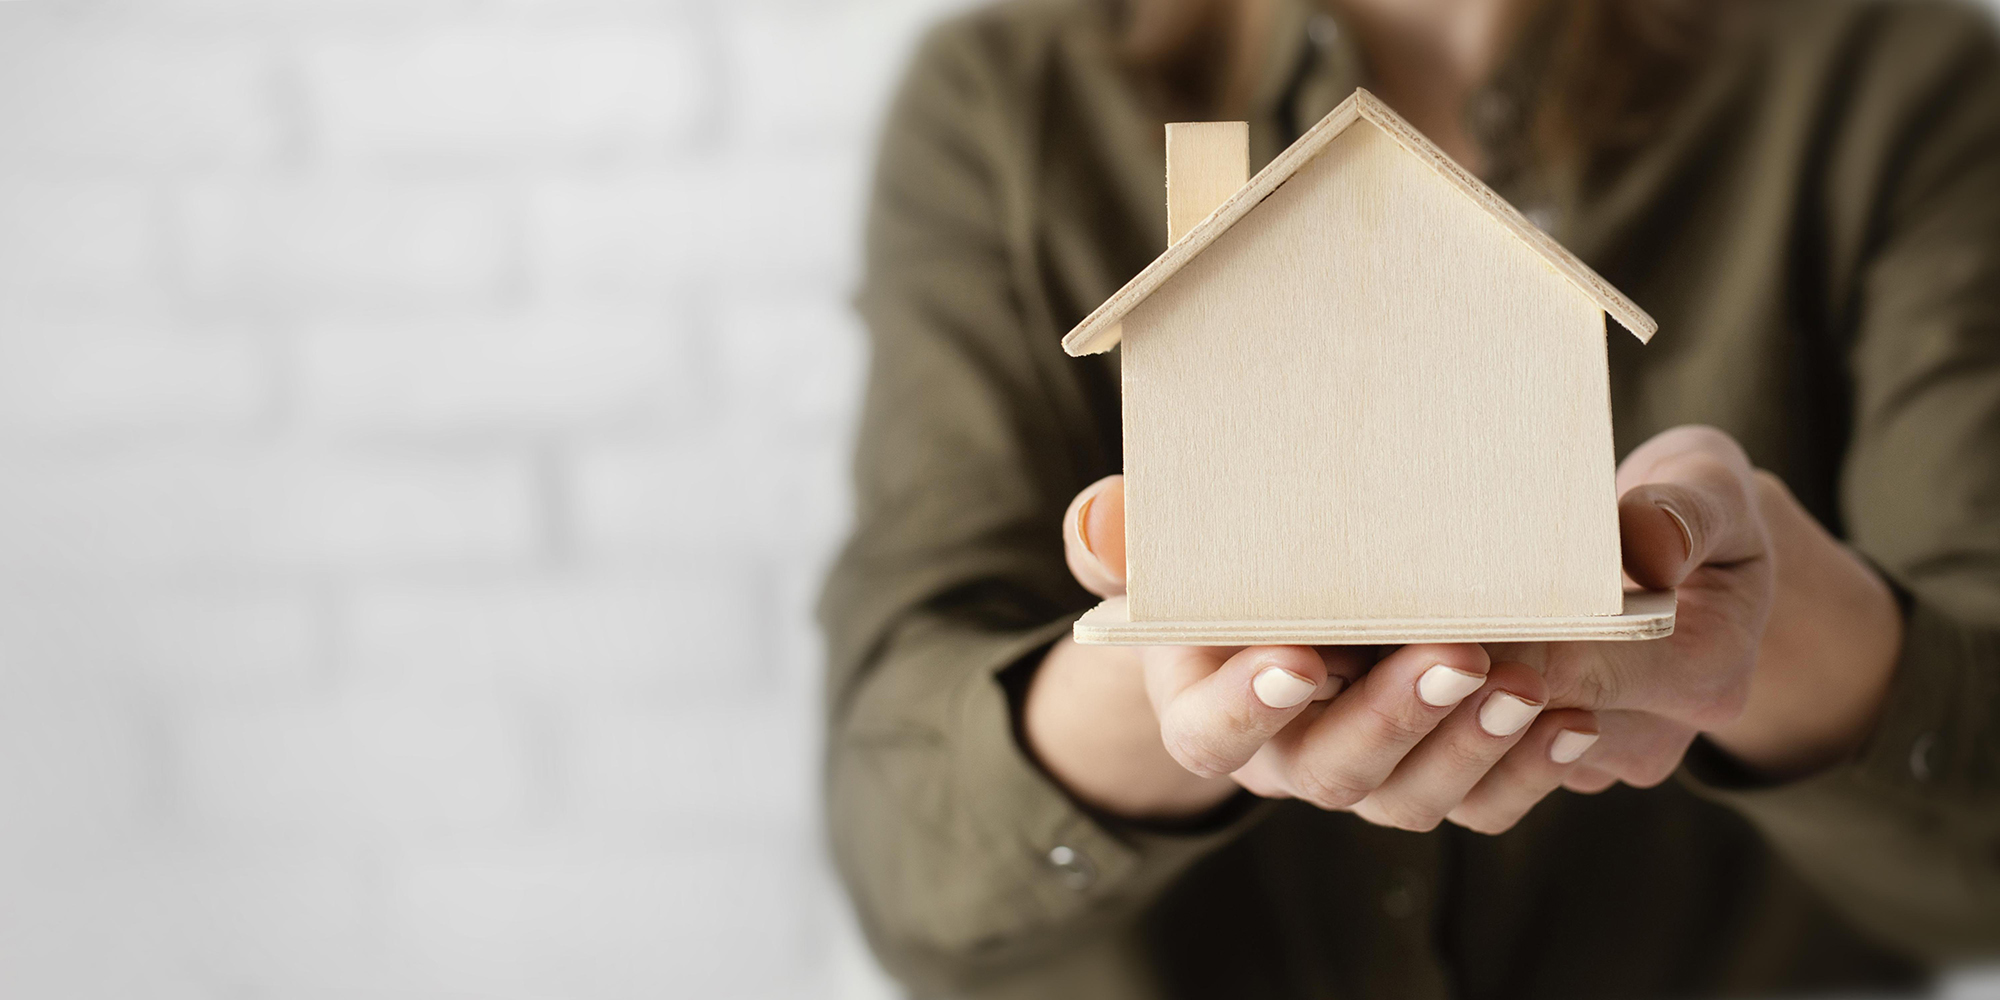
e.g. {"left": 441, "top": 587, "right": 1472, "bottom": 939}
{"left": 1676, "top": 596, "right": 2000, "bottom": 956}
{"left": 1682, "top": 594, "right": 1992, "bottom": 807}
{"left": 950, "top": 617, "right": 1267, "bottom": 923}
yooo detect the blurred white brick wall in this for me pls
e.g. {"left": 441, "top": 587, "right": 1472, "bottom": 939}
{"left": 6, "top": 2, "right": 1999, "bottom": 1000}
{"left": 0, "top": 1, "right": 975, "bottom": 997}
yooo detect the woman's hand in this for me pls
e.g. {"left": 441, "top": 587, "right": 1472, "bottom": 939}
{"left": 1486, "top": 425, "right": 1778, "bottom": 795}
{"left": 1023, "top": 425, "right": 1905, "bottom": 831}
{"left": 1511, "top": 426, "right": 1903, "bottom": 790}
{"left": 1025, "top": 478, "right": 1603, "bottom": 829}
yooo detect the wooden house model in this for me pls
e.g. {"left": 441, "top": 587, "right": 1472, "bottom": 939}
{"left": 1068, "top": 89, "right": 1675, "bottom": 645}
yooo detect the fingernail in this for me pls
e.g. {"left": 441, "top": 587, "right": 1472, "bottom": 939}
{"left": 1253, "top": 668, "right": 1318, "bottom": 709}
{"left": 1075, "top": 491, "right": 1099, "bottom": 556}
{"left": 1656, "top": 501, "right": 1693, "bottom": 565}
{"left": 1478, "top": 692, "right": 1544, "bottom": 737}
{"left": 1549, "top": 729, "right": 1600, "bottom": 764}
{"left": 1416, "top": 664, "right": 1485, "bottom": 707}
{"left": 1313, "top": 675, "right": 1346, "bottom": 702}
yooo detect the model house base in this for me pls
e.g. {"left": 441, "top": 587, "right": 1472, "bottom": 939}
{"left": 1073, "top": 590, "right": 1676, "bottom": 646}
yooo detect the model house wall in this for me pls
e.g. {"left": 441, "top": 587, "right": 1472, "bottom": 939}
{"left": 1121, "top": 119, "right": 1625, "bottom": 621}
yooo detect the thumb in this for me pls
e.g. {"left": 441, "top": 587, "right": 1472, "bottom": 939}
{"left": 1616, "top": 427, "right": 1765, "bottom": 590}
{"left": 1064, "top": 475, "right": 1127, "bottom": 598}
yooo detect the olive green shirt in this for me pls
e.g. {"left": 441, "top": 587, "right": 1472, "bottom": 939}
{"left": 819, "top": 0, "right": 2000, "bottom": 996}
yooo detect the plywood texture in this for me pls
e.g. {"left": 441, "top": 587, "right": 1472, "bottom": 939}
{"left": 1074, "top": 591, "right": 1676, "bottom": 645}
{"left": 1120, "top": 119, "right": 1624, "bottom": 622}
{"left": 1166, "top": 122, "right": 1248, "bottom": 244}
{"left": 1062, "top": 89, "right": 1656, "bottom": 356}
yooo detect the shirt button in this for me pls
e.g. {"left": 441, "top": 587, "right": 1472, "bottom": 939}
{"left": 1307, "top": 13, "right": 1341, "bottom": 48}
{"left": 1910, "top": 732, "right": 1937, "bottom": 782}
{"left": 1047, "top": 844, "right": 1096, "bottom": 890}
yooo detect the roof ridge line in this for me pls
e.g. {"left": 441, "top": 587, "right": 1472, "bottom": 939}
{"left": 1059, "top": 87, "right": 1657, "bottom": 357}
{"left": 1346, "top": 91, "right": 1658, "bottom": 344}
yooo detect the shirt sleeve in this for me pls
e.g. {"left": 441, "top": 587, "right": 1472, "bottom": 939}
{"left": 816, "top": 18, "right": 1259, "bottom": 995}
{"left": 1684, "top": 0, "right": 2000, "bottom": 962}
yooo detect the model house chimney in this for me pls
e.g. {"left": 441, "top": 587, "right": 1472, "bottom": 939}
{"left": 1165, "top": 121, "right": 1249, "bottom": 243}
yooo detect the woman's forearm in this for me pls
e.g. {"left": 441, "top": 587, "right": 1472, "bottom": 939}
{"left": 1022, "top": 638, "right": 1240, "bottom": 820}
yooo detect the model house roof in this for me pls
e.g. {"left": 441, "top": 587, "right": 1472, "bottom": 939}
{"left": 1060, "top": 88, "right": 1659, "bottom": 357}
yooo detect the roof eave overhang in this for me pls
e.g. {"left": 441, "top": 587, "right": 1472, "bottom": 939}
{"left": 1059, "top": 88, "right": 1659, "bottom": 357}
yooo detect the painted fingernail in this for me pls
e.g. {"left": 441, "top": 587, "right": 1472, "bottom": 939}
{"left": 1656, "top": 501, "right": 1694, "bottom": 564}
{"left": 1416, "top": 664, "right": 1485, "bottom": 707}
{"left": 1478, "top": 692, "right": 1543, "bottom": 737}
{"left": 1313, "top": 675, "right": 1347, "bottom": 702}
{"left": 1549, "top": 729, "right": 1600, "bottom": 764}
{"left": 1075, "top": 491, "right": 1099, "bottom": 556}
{"left": 1253, "top": 668, "right": 1318, "bottom": 709}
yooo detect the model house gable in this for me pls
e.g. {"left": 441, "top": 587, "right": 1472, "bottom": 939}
{"left": 1061, "top": 89, "right": 1657, "bottom": 358}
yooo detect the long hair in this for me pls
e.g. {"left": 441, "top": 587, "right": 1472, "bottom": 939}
{"left": 1114, "top": 0, "right": 1723, "bottom": 173}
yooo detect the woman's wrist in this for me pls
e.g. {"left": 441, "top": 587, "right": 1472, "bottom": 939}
{"left": 1703, "top": 476, "right": 1905, "bottom": 780}
{"left": 1021, "top": 637, "right": 1240, "bottom": 821}
{"left": 1705, "top": 638, "right": 1898, "bottom": 781}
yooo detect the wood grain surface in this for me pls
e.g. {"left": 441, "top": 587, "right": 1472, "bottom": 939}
{"left": 1122, "top": 120, "right": 1625, "bottom": 621}
{"left": 1166, "top": 121, "right": 1248, "bottom": 244}
{"left": 1074, "top": 591, "right": 1677, "bottom": 645}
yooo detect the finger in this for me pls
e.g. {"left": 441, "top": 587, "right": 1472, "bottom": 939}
{"left": 1232, "top": 704, "right": 1331, "bottom": 798}
{"left": 1140, "top": 643, "right": 1237, "bottom": 716}
{"left": 1153, "top": 646, "right": 1333, "bottom": 778}
{"left": 1615, "top": 427, "right": 1765, "bottom": 589}
{"left": 1230, "top": 750, "right": 1293, "bottom": 799}
{"left": 1229, "top": 651, "right": 1368, "bottom": 797}
{"left": 1351, "top": 661, "right": 1548, "bottom": 831}
{"left": 1267, "top": 643, "right": 1491, "bottom": 810}
{"left": 1563, "top": 764, "right": 1619, "bottom": 794}
{"left": 1062, "top": 475, "right": 1126, "bottom": 597}
{"left": 1583, "top": 710, "right": 1698, "bottom": 789}
{"left": 1141, "top": 644, "right": 1365, "bottom": 719}
{"left": 1445, "top": 708, "right": 1598, "bottom": 834}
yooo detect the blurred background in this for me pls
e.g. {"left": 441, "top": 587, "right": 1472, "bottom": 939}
{"left": 0, "top": 0, "right": 1996, "bottom": 998}
{"left": 0, "top": 0, "right": 979, "bottom": 996}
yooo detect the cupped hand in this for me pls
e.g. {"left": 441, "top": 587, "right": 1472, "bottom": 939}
{"left": 1029, "top": 425, "right": 1902, "bottom": 832}
{"left": 1034, "top": 477, "right": 1603, "bottom": 833}
{"left": 1505, "top": 425, "right": 1900, "bottom": 791}
{"left": 1486, "top": 425, "right": 1773, "bottom": 795}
